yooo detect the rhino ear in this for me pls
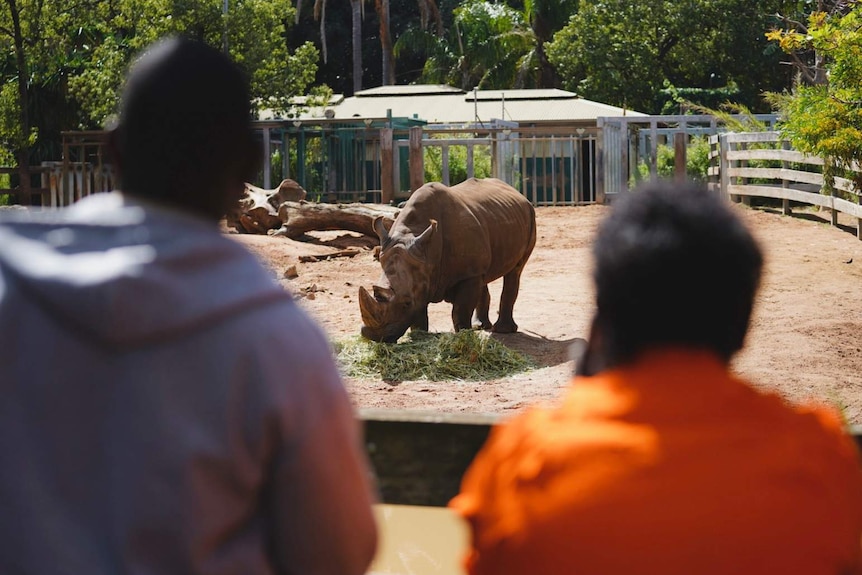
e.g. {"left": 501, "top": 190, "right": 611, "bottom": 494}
{"left": 408, "top": 219, "right": 438, "bottom": 259}
{"left": 373, "top": 216, "right": 390, "bottom": 245}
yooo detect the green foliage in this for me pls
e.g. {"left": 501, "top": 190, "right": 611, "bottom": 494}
{"left": 546, "top": 0, "right": 794, "bottom": 114}
{"left": 769, "top": 6, "right": 862, "bottom": 190}
{"left": 685, "top": 100, "right": 771, "bottom": 132}
{"left": 0, "top": 83, "right": 36, "bottom": 161}
{"left": 658, "top": 82, "right": 742, "bottom": 115}
{"left": 423, "top": 138, "right": 492, "bottom": 184}
{"left": 686, "top": 136, "right": 712, "bottom": 182}
{"left": 228, "top": 0, "right": 320, "bottom": 115}
{"left": 334, "top": 330, "right": 535, "bottom": 381}
{"left": 269, "top": 147, "right": 284, "bottom": 183}
{"left": 68, "top": 35, "right": 133, "bottom": 126}
{"left": 62, "top": 0, "right": 320, "bottom": 127}
{"left": 395, "top": 0, "right": 537, "bottom": 89}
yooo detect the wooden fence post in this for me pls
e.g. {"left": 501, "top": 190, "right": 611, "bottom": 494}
{"left": 674, "top": 132, "right": 687, "bottom": 182}
{"left": 719, "top": 134, "right": 730, "bottom": 200}
{"left": 380, "top": 128, "right": 394, "bottom": 205}
{"left": 595, "top": 121, "right": 606, "bottom": 204}
{"left": 409, "top": 126, "right": 424, "bottom": 193}
{"left": 781, "top": 139, "right": 791, "bottom": 215}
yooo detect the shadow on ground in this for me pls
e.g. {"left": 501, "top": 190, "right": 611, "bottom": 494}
{"left": 755, "top": 206, "right": 859, "bottom": 237}
{"left": 491, "top": 331, "right": 584, "bottom": 370}
{"left": 299, "top": 231, "right": 379, "bottom": 250}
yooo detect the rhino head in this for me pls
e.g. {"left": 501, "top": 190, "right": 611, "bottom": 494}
{"left": 359, "top": 217, "right": 438, "bottom": 343}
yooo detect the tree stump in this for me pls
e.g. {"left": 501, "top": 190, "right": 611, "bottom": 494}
{"left": 227, "top": 178, "right": 308, "bottom": 233}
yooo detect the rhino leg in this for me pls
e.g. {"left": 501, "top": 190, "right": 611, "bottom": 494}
{"left": 493, "top": 268, "right": 524, "bottom": 333}
{"left": 450, "top": 277, "right": 483, "bottom": 331}
{"left": 473, "top": 284, "right": 492, "bottom": 330}
{"left": 410, "top": 304, "right": 429, "bottom": 332}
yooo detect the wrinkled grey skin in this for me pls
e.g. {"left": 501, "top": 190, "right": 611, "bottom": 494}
{"left": 359, "top": 177, "right": 536, "bottom": 343}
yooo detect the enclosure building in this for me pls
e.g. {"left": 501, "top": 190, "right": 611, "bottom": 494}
{"left": 259, "top": 85, "right": 644, "bottom": 206}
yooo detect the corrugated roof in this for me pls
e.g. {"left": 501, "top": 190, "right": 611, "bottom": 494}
{"left": 355, "top": 85, "right": 464, "bottom": 97}
{"left": 295, "top": 85, "right": 645, "bottom": 124}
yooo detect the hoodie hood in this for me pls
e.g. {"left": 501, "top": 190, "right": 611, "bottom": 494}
{"left": 0, "top": 192, "right": 287, "bottom": 349}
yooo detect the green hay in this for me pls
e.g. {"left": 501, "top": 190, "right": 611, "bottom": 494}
{"left": 334, "top": 330, "right": 535, "bottom": 381}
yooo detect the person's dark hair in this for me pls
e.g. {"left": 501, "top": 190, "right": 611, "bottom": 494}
{"left": 591, "top": 180, "right": 763, "bottom": 366}
{"left": 110, "top": 36, "right": 260, "bottom": 219}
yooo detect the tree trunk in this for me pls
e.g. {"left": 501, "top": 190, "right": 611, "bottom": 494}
{"left": 376, "top": 0, "right": 395, "bottom": 85}
{"left": 351, "top": 0, "right": 362, "bottom": 93}
{"left": 316, "top": 0, "right": 329, "bottom": 63}
{"left": 7, "top": 0, "right": 31, "bottom": 205}
{"left": 273, "top": 201, "right": 399, "bottom": 239}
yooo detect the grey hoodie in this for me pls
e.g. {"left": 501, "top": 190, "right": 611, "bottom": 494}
{"left": 0, "top": 192, "right": 378, "bottom": 575}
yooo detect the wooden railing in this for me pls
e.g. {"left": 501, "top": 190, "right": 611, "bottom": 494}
{"left": 0, "top": 166, "right": 53, "bottom": 206}
{"left": 708, "top": 131, "right": 862, "bottom": 239}
{"left": 0, "top": 162, "right": 115, "bottom": 207}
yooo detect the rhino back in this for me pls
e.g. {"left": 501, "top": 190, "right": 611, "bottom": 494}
{"left": 396, "top": 178, "right": 535, "bottom": 301}
{"left": 451, "top": 178, "right": 535, "bottom": 281}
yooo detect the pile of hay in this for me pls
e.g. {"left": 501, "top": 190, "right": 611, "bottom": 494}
{"left": 334, "top": 330, "right": 535, "bottom": 381}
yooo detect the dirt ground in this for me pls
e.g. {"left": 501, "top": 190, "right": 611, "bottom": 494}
{"left": 228, "top": 202, "right": 862, "bottom": 425}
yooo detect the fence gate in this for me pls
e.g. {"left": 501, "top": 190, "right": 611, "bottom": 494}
{"left": 396, "top": 124, "right": 599, "bottom": 206}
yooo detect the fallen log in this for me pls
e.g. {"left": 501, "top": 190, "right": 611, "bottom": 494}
{"left": 272, "top": 201, "right": 399, "bottom": 239}
{"left": 227, "top": 179, "right": 308, "bottom": 233}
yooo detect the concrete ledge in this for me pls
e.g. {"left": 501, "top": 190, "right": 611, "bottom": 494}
{"left": 361, "top": 411, "right": 862, "bottom": 508}
{"left": 360, "top": 409, "right": 498, "bottom": 507}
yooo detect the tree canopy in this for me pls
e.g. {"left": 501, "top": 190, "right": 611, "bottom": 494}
{"left": 0, "top": 0, "right": 831, "bottom": 173}
{"left": 546, "top": 0, "right": 797, "bottom": 114}
{"left": 768, "top": 4, "right": 862, "bottom": 189}
{"left": 0, "top": 0, "right": 319, "bottom": 179}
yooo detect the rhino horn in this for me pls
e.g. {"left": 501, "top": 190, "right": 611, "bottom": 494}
{"left": 359, "top": 286, "right": 384, "bottom": 328}
{"left": 408, "top": 219, "right": 438, "bottom": 258}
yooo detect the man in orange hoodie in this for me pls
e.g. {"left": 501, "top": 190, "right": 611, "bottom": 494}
{"left": 450, "top": 180, "right": 862, "bottom": 575}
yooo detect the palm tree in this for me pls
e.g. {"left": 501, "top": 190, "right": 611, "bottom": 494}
{"left": 296, "top": 0, "right": 363, "bottom": 92}
{"left": 350, "top": 0, "right": 362, "bottom": 92}
{"left": 522, "top": 0, "right": 578, "bottom": 87}
{"left": 375, "top": 0, "right": 394, "bottom": 84}
{"left": 395, "top": 0, "right": 535, "bottom": 90}
{"left": 297, "top": 0, "right": 443, "bottom": 90}
{"left": 376, "top": 0, "right": 441, "bottom": 86}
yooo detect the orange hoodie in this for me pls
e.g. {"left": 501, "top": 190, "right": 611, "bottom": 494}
{"left": 450, "top": 349, "right": 862, "bottom": 575}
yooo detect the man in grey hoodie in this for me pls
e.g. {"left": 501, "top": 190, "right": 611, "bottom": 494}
{"left": 0, "top": 37, "right": 378, "bottom": 574}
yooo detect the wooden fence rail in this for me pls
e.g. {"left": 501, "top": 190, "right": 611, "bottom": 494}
{"left": 708, "top": 132, "right": 862, "bottom": 239}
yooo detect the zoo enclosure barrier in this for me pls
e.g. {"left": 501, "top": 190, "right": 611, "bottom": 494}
{"left": 707, "top": 131, "right": 862, "bottom": 240}
{"left": 0, "top": 131, "right": 115, "bottom": 208}
{"left": 597, "top": 114, "right": 780, "bottom": 199}
{"left": 267, "top": 121, "right": 601, "bottom": 207}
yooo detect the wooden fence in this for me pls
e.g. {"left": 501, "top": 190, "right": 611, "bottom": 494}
{"left": 393, "top": 125, "right": 599, "bottom": 206}
{"left": 708, "top": 132, "right": 862, "bottom": 239}
{"left": 0, "top": 131, "right": 115, "bottom": 208}
{"left": 5, "top": 125, "right": 862, "bottom": 228}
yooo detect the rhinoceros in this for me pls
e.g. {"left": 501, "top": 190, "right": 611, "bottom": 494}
{"left": 358, "top": 177, "right": 536, "bottom": 343}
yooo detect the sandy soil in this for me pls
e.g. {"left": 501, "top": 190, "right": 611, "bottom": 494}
{"left": 228, "top": 202, "right": 862, "bottom": 425}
